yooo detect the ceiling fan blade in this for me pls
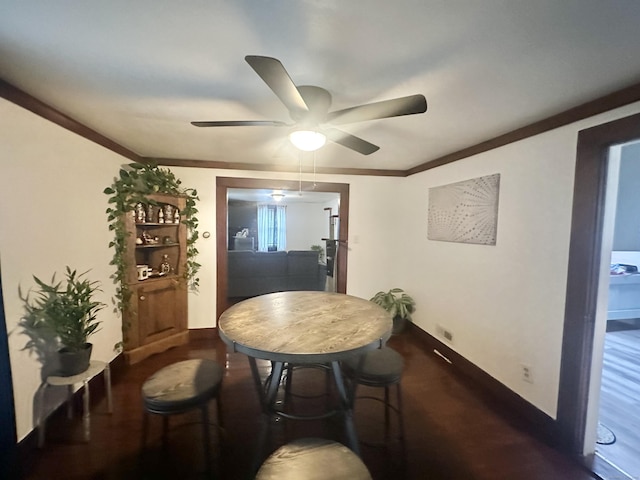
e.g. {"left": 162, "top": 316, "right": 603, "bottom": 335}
{"left": 326, "top": 94, "right": 427, "bottom": 125}
{"left": 245, "top": 55, "right": 309, "bottom": 114}
{"left": 324, "top": 128, "right": 380, "bottom": 155}
{"left": 191, "top": 120, "right": 289, "bottom": 127}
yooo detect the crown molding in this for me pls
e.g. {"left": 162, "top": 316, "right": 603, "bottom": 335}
{"left": 4, "top": 77, "right": 640, "bottom": 177}
{"left": 0, "top": 79, "right": 140, "bottom": 161}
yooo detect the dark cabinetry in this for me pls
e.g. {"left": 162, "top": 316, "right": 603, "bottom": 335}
{"left": 123, "top": 193, "right": 188, "bottom": 364}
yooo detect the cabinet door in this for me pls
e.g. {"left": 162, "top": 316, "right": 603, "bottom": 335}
{"left": 134, "top": 279, "right": 187, "bottom": 346}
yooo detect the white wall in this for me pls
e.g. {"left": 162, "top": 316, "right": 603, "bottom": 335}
{"left": 286, "top": 202, "right": 330, "bottom": 251}
{"left": 612, "top": 142, "right": 640, "bottom": 250}
{"left": 397, "top": 101, "right": 640, "bottom": 419}
{"left": 0, "top": 99, "right": 123, "bottom": 440}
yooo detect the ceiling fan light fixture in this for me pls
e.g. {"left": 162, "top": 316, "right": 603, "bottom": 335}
{"left": 270, "top": 191, "right": 286, "bottom": 201}
{"left": 289, "top": 129, "right": 326, "bottom": 151}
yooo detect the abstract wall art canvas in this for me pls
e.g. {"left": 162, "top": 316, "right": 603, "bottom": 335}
{"left": 427, "top": 173, "right": 500, "bottom": 245}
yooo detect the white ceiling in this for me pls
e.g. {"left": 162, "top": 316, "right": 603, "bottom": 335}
{"left": 2, "top": 1, "right": 640, "bottom": 172}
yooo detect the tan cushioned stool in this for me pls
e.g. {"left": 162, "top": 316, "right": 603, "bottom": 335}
{"left": 256, "top": 437, "right": 372, "bottom": 480}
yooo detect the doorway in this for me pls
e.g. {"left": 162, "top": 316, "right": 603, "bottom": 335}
{"left": 558, "top": 111, "right": 640, "bottom": 478}
{"left": 216, "top": 177, "right": 350, "bottom": 318}
{"left": 593, "top": 142, "right": 640, "bottom": 478}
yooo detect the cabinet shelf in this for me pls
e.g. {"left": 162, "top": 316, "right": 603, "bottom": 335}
{"left": 128, "top": 273, "right": 180, "bottom": 285}
{"left": 136, "top": 223, "right": 180, "bottom": 227}
{"left": 136, "top": 243, "right": 179, "bottom": 249}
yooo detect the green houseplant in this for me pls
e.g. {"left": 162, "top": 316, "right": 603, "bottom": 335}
{"left": 310, "top": 244, "right": 325, "bottom": 263}
{"left": 370, "top": 288, "right": 416, "bottom": 334}
{"left": 21, "top": 267, "right": 106, "bottom": 376}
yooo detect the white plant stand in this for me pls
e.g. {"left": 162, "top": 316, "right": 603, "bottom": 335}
{"left": 37, "top": 360, "right": 112, "bottom": 447}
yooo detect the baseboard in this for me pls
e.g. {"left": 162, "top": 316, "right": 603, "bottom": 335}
{"left": 407, "top": 323, "right": 562, "bottom": 447}
{"left": 124, "top": 331, "right": 190, "bottom": 365}
{"left": 188, "top": 327, "right": 218, "bottom": 341}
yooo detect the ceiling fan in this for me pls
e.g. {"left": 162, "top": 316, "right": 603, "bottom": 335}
{"left": 191, "top": 55, "right": 428, "bottom": 155}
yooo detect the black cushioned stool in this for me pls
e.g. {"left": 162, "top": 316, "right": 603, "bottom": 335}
{"left": 141, "top": 359, "right": 223, "bottom": 475}
{"left": 283, "top": 363, "right": 332, "bottom": 407}
{"left": 255, "top": 437, "right": 372, "bottom": 480}
{"left": 343, "top": 347, "right": 406, "bottom": 457}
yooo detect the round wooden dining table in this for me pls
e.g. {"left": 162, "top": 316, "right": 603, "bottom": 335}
{"left": 218, "top": 291, "right": 392, "bottom": 469}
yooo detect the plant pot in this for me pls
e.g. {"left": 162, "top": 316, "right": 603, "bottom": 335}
{"left": 58, "top": 343, "right": 92, "bottom": 376}
{"left": 392, "top": 315, "right": 408, "bottom": 334}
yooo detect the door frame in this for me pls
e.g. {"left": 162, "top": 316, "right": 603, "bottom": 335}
{"left": 216, "top": 177, "right": 350, "bottom": 318}
{"left": 558, "top": 112, "right": 640, "bottom": 454}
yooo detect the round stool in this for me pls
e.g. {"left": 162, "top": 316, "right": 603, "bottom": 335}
{"left": 255, "top": 438, "right": 372, "bottom": 480}
{"left": 141, "top": 359, "right": 223, "bottom": 474}
{"left": 283, "top": 363, "right": 332, "bottom": 405}
{"left": 343, "top": 347, "right": 406, "bottom": 455}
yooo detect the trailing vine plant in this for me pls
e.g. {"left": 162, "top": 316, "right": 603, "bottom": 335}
{"left": 103, "top": 162, "right": 200, "bottom": 313}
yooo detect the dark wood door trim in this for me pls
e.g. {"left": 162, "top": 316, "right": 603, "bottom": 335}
{"left": 215, "top": 177, "right": 350, "bottom": 318}
{"left": 558, "top": 112, "right": 640, "bottom": 453}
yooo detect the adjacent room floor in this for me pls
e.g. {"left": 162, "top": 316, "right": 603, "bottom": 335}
{"left": 18, "top": 330, "right": 596, "bottom": 480}
{"left": 596, "top": 324, "right": 640, "bottom": 479}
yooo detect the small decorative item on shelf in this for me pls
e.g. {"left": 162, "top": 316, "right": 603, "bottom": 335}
{"left": 141, "top": 232, "right": 159, "bottom": 245}
{"left": 135, "top": 237, "right": 143, "bottom": 245}
{"left": 136, "top": 265, "right": 149, "bottom": 281}
{"left": 164, "top": 204, "right": 174, "bottom": 222}
{"left": 158, "top": 208, "right": 164, "bottom": 224}
{"left": 162, "top": 236, "right": 172, "bottom": 245}
{"left": 159, "top": 255, "right": 172, "bottom": 275}
{"left": 146, "top": 204, "right": 155, "bottom": 223}
{"left": 135, "top": 203, "right": 146, "bottom": 223}
{"left": 173, "top": 208, "right": 180, "bottom": 224}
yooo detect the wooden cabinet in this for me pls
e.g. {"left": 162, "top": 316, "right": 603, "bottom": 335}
{"left": 123, "top": 193, "right": 188, "bottom": 364}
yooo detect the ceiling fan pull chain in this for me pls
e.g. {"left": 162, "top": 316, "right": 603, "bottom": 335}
{"left": 298, "top": 150, "right": 303, "bottom": 196}
{"left": 313, "top": 150, "right": 317, "bottom": 188}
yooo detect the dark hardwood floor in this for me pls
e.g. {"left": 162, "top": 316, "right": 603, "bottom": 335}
{"left": 16, "top": 330, "right": 597, "bottom": 480}
{"left": 596, "top": 326, "right": 640, "bottom": 479}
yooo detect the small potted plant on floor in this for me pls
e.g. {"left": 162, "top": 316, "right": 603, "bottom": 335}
{"left": 21, "top": 267, "right": 105, "bottom": 376}
{"left": 370, "top": 288, "right": 416, "bottom": 334}
{"left": 310, "top": 244, "right": 325, "bottom": 263}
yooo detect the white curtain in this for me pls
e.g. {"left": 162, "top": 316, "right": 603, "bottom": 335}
{"left": 257, "top": 204, "right": 287, "bottom": 251}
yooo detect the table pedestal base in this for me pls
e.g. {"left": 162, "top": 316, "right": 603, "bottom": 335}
{"left": 248, "top": 357, "right": 361, "bottom": 474}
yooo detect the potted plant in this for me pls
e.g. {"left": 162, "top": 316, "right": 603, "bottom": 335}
{"left": 310, "top": 244, "right": 325, "bottom": 263}
{"left": 370, "top": 288, "right": 416, "bottom": 334}
{"left": 21, "top": 267, "right": 105, "bottom": 376}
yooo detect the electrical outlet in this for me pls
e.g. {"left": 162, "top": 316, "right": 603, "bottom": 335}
{"left": 521, "top": 364, "right": 534, "bottom": 383}
{"left": 436, "top": 324, "right": 454, "bottom": 343}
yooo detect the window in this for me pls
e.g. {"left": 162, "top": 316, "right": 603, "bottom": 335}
{"left": 257, "top": 204, "right": 286, "bottom": 252}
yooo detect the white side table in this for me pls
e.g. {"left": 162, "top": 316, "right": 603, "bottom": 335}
{"left": 37, "top": 360, "right": 112, "bottom": 447}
